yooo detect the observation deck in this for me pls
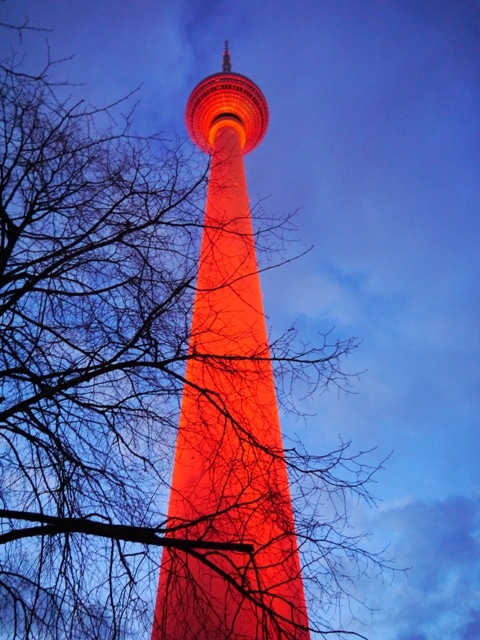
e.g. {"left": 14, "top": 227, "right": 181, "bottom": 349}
{"left": 186, "top": 44, "right": 268, "bottom": 155}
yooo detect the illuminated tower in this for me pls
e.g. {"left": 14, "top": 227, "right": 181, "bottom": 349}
{"left": 152, "top": 43, "right": 310, "bottom": 640}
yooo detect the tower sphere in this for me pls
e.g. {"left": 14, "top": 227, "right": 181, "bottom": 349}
{"left": 186, "top": 71, "right": 269, "bottom": 155}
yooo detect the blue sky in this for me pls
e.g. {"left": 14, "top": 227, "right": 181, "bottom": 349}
{"left": 2, "top": 1, "right": 479, "bottom": 638}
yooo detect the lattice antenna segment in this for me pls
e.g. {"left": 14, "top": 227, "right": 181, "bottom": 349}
{"left": 223, "top": 40, "right": 231, "bottom": 72}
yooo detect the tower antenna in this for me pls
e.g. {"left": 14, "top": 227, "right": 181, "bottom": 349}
{"left": 222, "top": 40, "right": 231, "bottom": 72}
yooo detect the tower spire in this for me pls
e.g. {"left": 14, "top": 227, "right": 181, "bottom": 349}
{"left": 222, "top": 39, "right": 231, "bottom": 72}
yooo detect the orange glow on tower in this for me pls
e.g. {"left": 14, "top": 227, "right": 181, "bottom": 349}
{"left": 152, "top": 43, "right": 310, "bottom": 640}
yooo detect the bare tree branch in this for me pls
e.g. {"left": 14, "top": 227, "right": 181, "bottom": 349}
{"left": 0, "top": 39, "right": 394, "bottom": 640}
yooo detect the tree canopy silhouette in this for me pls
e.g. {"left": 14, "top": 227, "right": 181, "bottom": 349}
{"left": 0, "top": 49, "right": 391, "bottom": 640}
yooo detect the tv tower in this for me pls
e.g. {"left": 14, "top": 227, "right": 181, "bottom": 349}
{"left": 152, "top": 43, "right": 310, "bottom": 640}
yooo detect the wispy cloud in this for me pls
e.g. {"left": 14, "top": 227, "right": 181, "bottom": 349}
{"left": 352, "top": 495, "right": 480, "bottom": 640}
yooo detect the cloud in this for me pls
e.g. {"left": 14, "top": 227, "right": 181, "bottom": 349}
{"left": 351, "top": 495, "right": 480, "bottom": 640}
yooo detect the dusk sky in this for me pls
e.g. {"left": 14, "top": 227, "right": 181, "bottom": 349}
{"left": 2, "top": 2, "right": 480, "bottom": 639}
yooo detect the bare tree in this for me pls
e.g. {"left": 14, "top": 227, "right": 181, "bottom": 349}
{"left": 0, "top": 50, "right": 390, "bottom": 640}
